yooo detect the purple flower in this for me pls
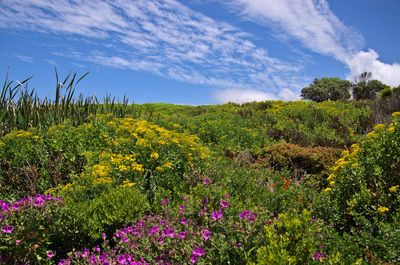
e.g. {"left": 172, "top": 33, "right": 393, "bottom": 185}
{"left": 312, "top": 253, "right": 324, "bottom": 260}
{"left": 118, "top": 255, "right": 126, "bottom": 264}
{"left": 161, "top": 199, "right": 169, "bottom": 204}
{"left": 225, "top": 193, "right": 229, "bottom": 198}
{"left": 181, "top": 218, "right": 187, "bottom": 224}
{"left": 239, "top": 210, "right": 257, "bottom": 222}
{"left": 1, "top": 225, "right": 13, "bottom": 234}
{"left": 189, "top": 254, "right": 198, "bottom": 264}
{"left": 201, "top": 198, "right": 208, "bottom": 204}
{"left": 47, "top": 251, "right": 54, "bottom": 258}
{"left": 203, "top": 179, "right": 212, "bottom": 184}
{"left": 203, "top": 229, "right": 210, "bottom": 241}
{"left": 220, "top": 201, "right": 228, "bottom": 208}
{"left": 180, "top": 231, "right": 186, "bottom": 238}
{"left": 149, "top": 226, "right": 159, "bottom": 235}
{"left": 90, "top": 254, "right": 98, "bottom": 263}
{"left": 212, "top": 210, "right": 223, "bottom": 221}
{"left": 162, "top": 228, "right": 175, "bottom": 238}
{"left": 193, "top": 246, "right": 205, "bottom": 256}
{"left": 180, "top": 205, "right": 184, "bottom": 211}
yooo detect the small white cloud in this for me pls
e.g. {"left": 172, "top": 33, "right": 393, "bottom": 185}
{"left": 346, "top": 49, "right": 400, "bottom": 87}
{"left": 278, "top": 88, "right": 300, "bottom": 101}
{"left": 213, "top": 88, "right": 278, "bottom": 104}
{"left": 13, "top": 55, "right": 34, "bottom": 63}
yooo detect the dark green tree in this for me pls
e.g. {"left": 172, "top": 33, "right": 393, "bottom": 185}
{"left": 352, "top": 77, "right": 389, "bottom": 101}
{"left": 300, "top": 77, "right": 351, "bottom": 102}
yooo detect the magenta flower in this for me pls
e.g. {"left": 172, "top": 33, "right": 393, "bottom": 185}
{"left": 118, "top": 255, "right": 126, "bottom": 264}
{"left": 180, "top": 231, "right": 186, "bottom": 238}
{"left": 161, "top": 199, "right": 169, "bottom": 204}
{"left": 312, "top": 253, "right": 324, "bottom": 260}
{"left": 189, "top": 254, "right": 198, "bottom": 264}
{"left": 149, "top": 226, "right": 160, "bottom": 235}
{"left": 162, "top": 228, "right": 175, "bottom": 238}
{"left": 220, "top": 201, "right": 228, "bottom": 208}
{"left": 203, "top": 179, "right": 212, "bottom": 184}
{"left": 180, "top": 205, "right": 184, "bottom": 210}
{"left": 47, "top": 251, "right": 54, "bottom": 258}
{"left": 225, "top": 193, "right": 229, "bottom": 198}
{"left": 212, "top": 210, "right": 223, "bottom": 221}
{"left": 203, "top": 229, "right": 210, "bottom": 241}
{"left": 181, "top": 218, "right": 187, "bottom": 224}
{"left": 193, "top": 246, "right": 205, "bottom": 256}
{"left": 1, "top": 225, "right": 13, "bottom": 234}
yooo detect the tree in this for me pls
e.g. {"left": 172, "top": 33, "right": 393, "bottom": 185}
{"left": 352, "top": 72, "right": 389, "bottom": 100}
{"left": 300, "top": 77, "right": 351, "bottom": 102}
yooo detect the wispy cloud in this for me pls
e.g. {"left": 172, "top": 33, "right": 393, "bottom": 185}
{"left": 225, "top": 0, "right": 364, "bottom": 62}
{"left": 225, "top": 0, "right": 400, "bottom": 87}
{"left": 0, "top": 0, "right": 308, "bottom": 101}
{"left": 13, "top": 55, "right": 34, "bottom": 63}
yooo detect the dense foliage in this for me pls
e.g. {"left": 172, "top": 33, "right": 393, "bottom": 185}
{"left": 1, "top": 71, "right": 400, "bottom": 264}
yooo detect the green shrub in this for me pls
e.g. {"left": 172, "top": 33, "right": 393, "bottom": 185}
{"left": 246, "top": 209, "right": 335, "bottom": 264}
{"left": 260, "top": 143, "right": 342, "bottom": 189}
{"left": 68, "top": 186, "right": 150, "bottom": 239}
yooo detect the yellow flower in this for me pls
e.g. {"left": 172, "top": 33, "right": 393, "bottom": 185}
{"left": 329, "top": 181, "right": 335, "bottom": 185}
{"left": 163, "top": 162, "right": 173, "bottom": 169}
{"left": 118, "top": 165, "right": 128, "bottom": 172}
{"left": 366, "top": 131, "right": 375, "bottom": 139}
{"left": 150, "top": 152, "right": 159, "bottom": 159}
{"left": 324, "top": 187, "right": 332, "bottom": 192}
{"left": 373, "top": 124, "right": 385, "bottom": 130}
{"left": 389, "top": 185, "right": 399, "bottom": 192}
{"left": 327, "top": 174, "right": 335, "bottom": 180}
{"left": 0, "top": 142, "right": 4, "bottom": 148}
{"left": 378, "top": 206, "right": 389, "bottom": 213}
{"left": 156, "top": 166, "right": 163, "bottom": 171}
{"left": 392, "top": 112, "right": 400, "bottom": 118}
{"left": 387, "top": 126, "right": 395, "bottom": 133}
{"left": 351, "top": 163, "right": 358, "bottom": 167}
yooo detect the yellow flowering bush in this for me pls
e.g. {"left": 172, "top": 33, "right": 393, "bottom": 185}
{"left": 49, "top": 114, "right": 210, "bottom": 204}
{"left": 315, "top": 113, "right": 400, "bottom": 260}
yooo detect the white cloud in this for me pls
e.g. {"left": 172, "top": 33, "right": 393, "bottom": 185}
{"left": 278, "top": 88, "right": 300, "bottom": 101}
{"left": 213, "top": 88, "right": 278, "bottom": 104}
{"left": 13, "top": 55, "right": 34, "bottom": 63}
{"left": 346, "top": 49, "right": 400, "bottom": 87}
{"left": 0, "top": 0, "right": 306, "bottom": 96}
{"left": 224, "top": 0, "right": 400, "bottom": 89}
{"left": 226, "top": 0, "right": 363, "bottom": 62}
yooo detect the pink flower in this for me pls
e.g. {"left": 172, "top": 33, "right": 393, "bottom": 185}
{"left": 1, "top": 225, "right": 13, "bottom": 234}
{"left": 203, "top": 229, "right": 210, "bottom": 241}
{"left": 220, "top": 201, "right": 228, "bottom": 208}
{"left": 47, "top": 251, "right": 54, "bottom": 258}
{"left": 203, "top": 179, "right": 212, "bottom": 184}
{"left": 212, "top": 210, "right": 223, "bottom": 221}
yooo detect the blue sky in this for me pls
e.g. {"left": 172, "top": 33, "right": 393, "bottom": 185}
{"left": 0, "top": 0, "right": 399, "bottom": 105}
